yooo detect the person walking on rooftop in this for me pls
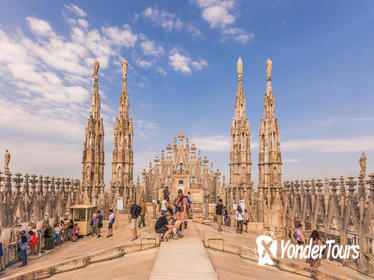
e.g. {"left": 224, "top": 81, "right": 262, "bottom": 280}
{"left": 138, "top": 199, "right": 148, "bottom": 228}
{"left": 235, "top": 205, "right": 244, "bottom": 234}
{"left": 295, "top": 224, "right": 305, "bottom": 245}
{"left": 107, "top": 209, "right": 115, "bottom": 238}
{"left": 215, "top": 199, "right": 224, "bottom": 232}
{"left": 97, "top": 210, "right": 103, "bottom": 238}
{"left": 130, "top": 200, "right": 141, "bottom": 240}
{"left": 18, "top": 230, "right": 31, "bottom": 267}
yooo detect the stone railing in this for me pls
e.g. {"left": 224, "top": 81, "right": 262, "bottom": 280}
{"left": 0, "top": 171, "right": 81, "bottom": 270}
{"left": 224, "top": 173, "right": 374, "bottom": 274}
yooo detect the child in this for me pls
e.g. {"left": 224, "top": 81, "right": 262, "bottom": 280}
{"left": 243, "top": 209, "right": 249, "bottom": 233}
{"left": 72, "top": 224, "right": 79, "bottom": 242}
{"left": 29, "top": 230, "right": 37, "bottom": 255}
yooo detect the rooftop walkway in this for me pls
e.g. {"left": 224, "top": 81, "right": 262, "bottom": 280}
{"left": 149, "top": 222, "right": 218, "bottom": 280}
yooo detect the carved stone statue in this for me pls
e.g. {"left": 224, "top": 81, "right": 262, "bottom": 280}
{"left": 121, "top": 58, "right": 128, "bottom": 76}
{"left": 4, "top": 149, "right": 10, "bottom": 173}
{"left": 266, "top": 58, "right": 272, "bottom": 81}
{"left": 237, "top": 57, "right": 243, "bottom": 76}
{"left": 93, "top": 60, "right": 100, "bottom": 77}
{"left": 359, "top": 152, "right": 367, "bottom": 176}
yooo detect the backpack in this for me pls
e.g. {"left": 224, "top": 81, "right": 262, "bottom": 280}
{"left": 294, "top": 231, "right": 298, "bottom": 240}
{"left": 135, "top": 205, "right": 141, "bottom": 216}
{"left": 21, "top": 235, "right": 27, "bottom": 243}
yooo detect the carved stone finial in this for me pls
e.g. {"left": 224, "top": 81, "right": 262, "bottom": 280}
{"left": 93, "top": 60, "right": 100, "bottom": 77}
{"left": 359, "top": 152, "right": 367, "bottom": 177}
{"left": 237, "top": 57, "right": 243, "bottom": 76}
{"left": 266, "top": 58, "right": 272, "bottom": 81}
{"left": 4, "top": 149, "right": 10, "bottom": 173}
{"left": 121, "top": 58, "right": 128, "bottom": 76}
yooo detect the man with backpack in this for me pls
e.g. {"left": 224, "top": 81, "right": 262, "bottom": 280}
{"left": 97, "top": 210, "right": 103, "bottom": 238}
{"left": 130, "top": 200, "right": 141, "bottom": 241}
{"left": 18, "top": 230, "right": 31, "bottom": 266}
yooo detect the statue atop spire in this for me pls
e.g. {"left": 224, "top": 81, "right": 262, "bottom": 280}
{"left": 94, "top": 60, "right": 100, "bottom": 77}
{"left": 237, "top": 57, "right": 243, "bottom": 78}
{"left": 266, "top": 58, "right": 272, "bottom": 94}
{"left": 121, "top": 58, "right": 128, "bottom": 77}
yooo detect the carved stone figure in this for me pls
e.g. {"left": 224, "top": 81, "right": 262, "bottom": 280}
{"left": 4, "top": 150, "right": 10, "bottom": 173}
{"left": 359, "top": 152, "right": 367, "bottom": 176}
{"left": 121, "top": 58, "right": 128, "bottom": 75}
{"left": 266, "top": 58, "right": 272, "bottom": 81}
{"left": 237, "top": 57, "right": 243, "bottom": 75}
{"left": 94, "top": 60, "right": 100, "bottom": 77}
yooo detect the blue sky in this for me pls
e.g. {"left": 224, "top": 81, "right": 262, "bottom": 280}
{"left": 0, "top": 0, "right": 374, "bottom": 184}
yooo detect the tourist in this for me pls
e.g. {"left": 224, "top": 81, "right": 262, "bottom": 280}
{"left": 223, "top": 207, "right": 228, "bottom": 225}
{"left": 187, "top": 191, "right": 192, "bottom": 218}
{"left": 0, "top": 239, "right": 3, "bottom": 271}
{"left": 175, "top": 189, "right": 188, "bottom": 237}
{"left": 306, "top": 230, "right": 322, "bottom": 271}
{"left": 68, "top": 220, "right": 74, "bottom": 241}
{"left": 97, "top": 210, "right": 103, "bottom": 238}
{"left": 18, "top": 230, "right": 31, "bottom": 267}
{"left": 91, "top": 213, "right": 98, "bottom": 237}
{"left": 130, "top": 200, "right": 140, "bottom": 240}
{"left": 29, "top": 230, "right": 38, "bottom": 255}
{"left": 161, "top": 196, "right": 168, "bottom": 216}
{"left": 215, "top": 199, "right": 224, "bottom": 232}
{"left": 163, "top": 186, "right": 170, "bottom": 201}
{"left": 243, "top": 209, "right": 249, "bottom": 233}
{"left": 72, "top": 223, "right": 79, "bottom": 242}
{"left": 155, "top": 212, "right": 180, "bottom": 242}
{"left": 235, "top": 205, "right": 244, "bottom": 234}
{"left": 107, "top": 209, "right": 115, "bottom": 238}
{"left": 295, "top": 224, "right": 305, "bottom": 245}
{"left": 60, "top": 220, "right": 65, "bottom": 242}
{"left": 138, "top": 199, "right": 148, "bottom": 228}
{"left": 43, "top": 223, "right": 52, "bottom": 250}
{"left": 54, "top": 224, "right": 62, "bottom": 245}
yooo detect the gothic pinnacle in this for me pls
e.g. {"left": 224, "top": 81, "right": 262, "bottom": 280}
{"left": 266, "top": 58, "right": 272, "bottom": 93}
{"left": 237, "top": 57, "right": 243, "bottom": 79}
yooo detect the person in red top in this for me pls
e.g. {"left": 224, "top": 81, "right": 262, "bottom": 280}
{"left": 175, "top": 189, "right": 187, "bottom": 237}
{"left": 28, "top": 230, "right": 37, "bottom": 255}
{"left": 72, "top": 224, "right": 79, "bottom": 242}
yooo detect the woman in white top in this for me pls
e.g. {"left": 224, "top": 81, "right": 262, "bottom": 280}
{"left": 235, "top": 206, "right": 244, "bottom": 234}
{"left": 161, "top": 196, "right": 168, "bottom": 216}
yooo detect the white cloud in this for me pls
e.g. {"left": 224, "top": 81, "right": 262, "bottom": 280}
{"left": 191, "top": 59, "right": 208, "bottom": 71}
{"left": 191, "top": 135, "right": 230, "bottom": 151}
{"left": 140, "top": 39, "right": 164, "bottom": 56}
{"left": 26, "top": 17, "right": 54, "bottom": 37}
{"left": 221, "top": 28, "right": 254, "bottom": 43}
{"left": 282, "top": 136, "right": 374, "bottom": 153}
{"left": 64, "top": 4, "right": 87, "bottom": 17}
{"left": 78, "top": 19, "right": 89, "bottom": 29}
{"left": 158, "top": 66, "right": 167, "bottom": 76}
{"left": 142, "top": 6, "right": 183, "bottom": 32}
{"left": 169, "top": 51, "right": 191, "bottom": 74}
{"left": 136, "top": 59, "right": 152, "bottom": 68}
{"left": 133, "top": 120, "right": 159, "bottom": 139}
{"left": 101, "top": 25, "right": 137, "bottom": 48}
{"left": 202, "top": 5, "right": 235, "bottom": 28}
{"left": 0, "top": 137, "right": 82, "bottom": 178}
{"left": 186, "top": 24, "right": 203, "bottom": 37}
{"left": 168, "top": 49, "right": 208, "bottom": 74}
{"left": 194, "top": 0, "right": 253, "bottom": 43}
